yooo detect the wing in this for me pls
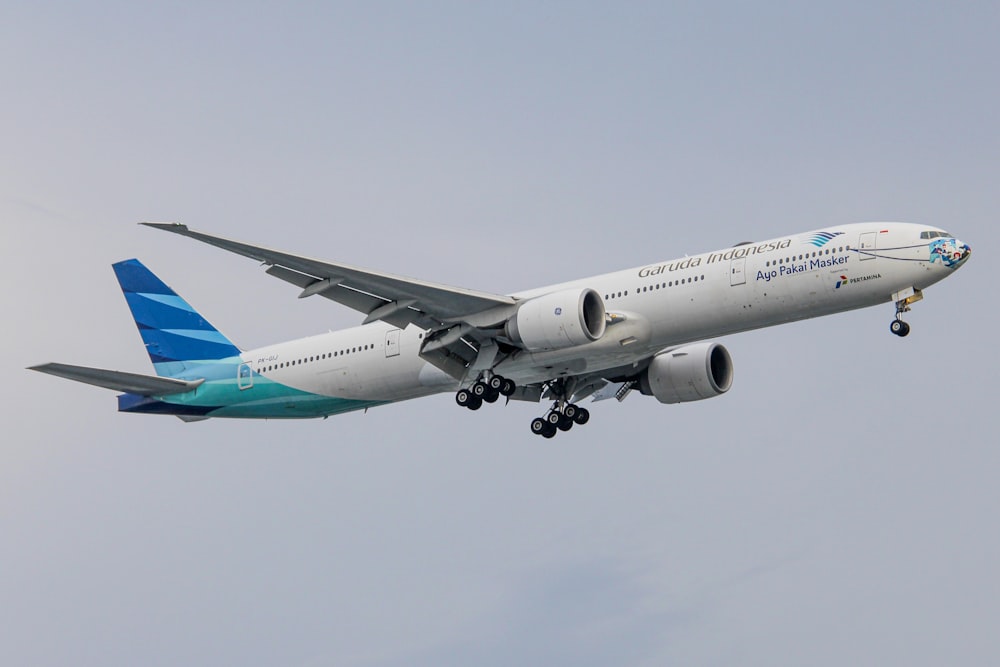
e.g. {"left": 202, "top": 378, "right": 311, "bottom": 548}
{"left": 141, "top": 223, "right": 516, "bottom": 331}
{"left": 29, "top": 363, "right": 204, "bottom": 396}
{"left": 142, "top": 223, "right": 520, "bottom": 379}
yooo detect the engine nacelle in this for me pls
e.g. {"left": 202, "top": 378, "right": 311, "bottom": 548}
{"left": 506, "top": 288, "right": 607, "bottom": 351}
{"left": 639, "top": 342, "right": 734, "bottom": 404}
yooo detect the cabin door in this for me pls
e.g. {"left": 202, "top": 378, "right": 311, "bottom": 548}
{"left": 385, "top": 329, "right": 401, "bottom": 358}
{"left": 730, "top": 258, "right": 747, "bottom": 286}
{"left": 858, "top": 232, "right": 877, "bottom": 261}
{"left": 237, "top": 363, "right": 254, "bottom": 390}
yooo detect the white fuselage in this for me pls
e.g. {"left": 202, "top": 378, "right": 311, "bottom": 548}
{"left": 238, "top": 222, "right": 967, "bottom": 405}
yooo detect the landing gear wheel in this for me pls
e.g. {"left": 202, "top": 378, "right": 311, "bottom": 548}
{"left": 890, "top": 320, "right": 910, "bottom": 337}
{"left": 531, "top": 417, "right": 548, "bottom": 435}
{"left": 467, "top": 395, "right": 483, "bottom": 411}
{"left": 546, "top": 411, "right": 561, "bottom": 426}
{"left": 542, "top": 424, "right": 557, "bottom": 438}
{"left": 487, "top": 376, "right": 503, "bottom": 392}
{"left": 472, "top": 381, "right": 489, "bottom": 398}
{"left": 500, "top": 378, "right": 516, "bottom": 397}
{"left": 557, "top": 414, "right": 574, "bottom": 431}
{"left": 456, "top": 389, "right": 473, "bottom": 407}
{"left": 573, "top": 407, "right": 590, "bottom": 425}
{"left": 563, "top": 404, "right": 578, "bottom": 421}
{"left": 483, "top": 389, "right": 500, "bottom": 403}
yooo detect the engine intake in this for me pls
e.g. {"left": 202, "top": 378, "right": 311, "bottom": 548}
{"left": 639, "top": 342, "right": 734, "bottom": 403}
{"left": 506, "top": 288, "right": 607, "bottom": 351}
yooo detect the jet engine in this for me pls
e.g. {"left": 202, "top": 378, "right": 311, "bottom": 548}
{"left": 639, "top": 342, "right": 734, "bottom": 403}
{"left": 506, "top": 288, "right": 607, "bottom": 351}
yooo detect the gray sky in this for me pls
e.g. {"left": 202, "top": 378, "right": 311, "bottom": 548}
{"left": 2, "top": 2, "right": 997, "bottom": 665}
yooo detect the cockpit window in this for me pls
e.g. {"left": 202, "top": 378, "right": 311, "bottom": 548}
{"left": 920, "top": 230, "right": 952, "bottom": 239}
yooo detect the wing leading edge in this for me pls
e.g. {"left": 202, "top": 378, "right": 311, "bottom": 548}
{"left": 140, "top": 223, "right": 516, "bottom": 331}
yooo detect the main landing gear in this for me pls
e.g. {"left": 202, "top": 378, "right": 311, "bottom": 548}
{"left": 455, "top": 374, "right": 516, "bottom": 411}
{"left": 527, "top": 377, "right": 591, "bottom": 439}
{"left": 455, "top": 374, "right": 593, "bottom": 437}
{"left": 529, "top": 402, "right": 590, "bottom": 439}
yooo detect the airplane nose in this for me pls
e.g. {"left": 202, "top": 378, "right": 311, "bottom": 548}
{"left": 958, "top": 240, "right": 971, "bottom": 261}
{"left": 951, "top": 239, "right": 972, "bottom": 268}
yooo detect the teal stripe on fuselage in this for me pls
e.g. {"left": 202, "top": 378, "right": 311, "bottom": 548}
{"left": 125, "top": 357, "right": 387, "bottom": 419}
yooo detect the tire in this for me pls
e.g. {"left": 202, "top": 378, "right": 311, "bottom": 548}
{"left": 531, "top": 417, "right": 547, "bottom": 435}
{"left": 483, "top": 389, "right": 500, "bottom": 403}
{"left": 546, "top": 411, "right": 561, "bottom": 425}
{"left": 500, "top": 378, "right": 516, "bottom": 397}
{"left": 455, "top": 389, "right": 472, "bottom": 407}
{"left": 467, "top": 395, "right": 483, "bottom": 411}
{"left": 488, "top": 376, "right": 503, "bottom": 391}
{"left": 563, "top": 404, "right": 578, "bottom": 420}
{"left": 557, "top": 415, "right": 574, "bottom": 431}
{"left": 542, "top": 423, "right": 558, "bottom": 438}
{"left": 472, "top": 381, "right": 488, "bottom": 397}
{"left": 574, "top": 408, "right": 590, "bottom": 425}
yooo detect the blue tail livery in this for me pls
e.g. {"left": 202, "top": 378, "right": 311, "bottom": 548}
{"left": 112, "top": 259, "right": 241, "bottom": 377}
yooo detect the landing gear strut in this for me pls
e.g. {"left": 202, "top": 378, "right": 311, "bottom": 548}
{"left": 890, "top": 287, "right": 922, "bottom": 337}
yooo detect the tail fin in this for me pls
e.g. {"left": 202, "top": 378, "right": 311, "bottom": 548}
{"left": 112, "top": 259, "right": 241, "bottom": 376}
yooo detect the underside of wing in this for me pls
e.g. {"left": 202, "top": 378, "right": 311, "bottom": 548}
{"left": 29, "top": 363, "right": 203, "bottom": 396}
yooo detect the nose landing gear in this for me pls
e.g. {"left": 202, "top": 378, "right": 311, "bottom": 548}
{"left": 890, "top": 287, "right": 923, "bottom": 337}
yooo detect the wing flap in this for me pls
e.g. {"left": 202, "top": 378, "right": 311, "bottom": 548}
{"left": 29, "top": 363, "right": 203, "bottom": 396}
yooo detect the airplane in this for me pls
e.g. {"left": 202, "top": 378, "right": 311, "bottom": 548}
{"left": 30, "top": 222, "right": 971, "bottom": 437}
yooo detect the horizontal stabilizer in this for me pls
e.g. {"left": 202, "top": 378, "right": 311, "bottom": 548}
{"left": 29, "top": 363, "right": 203, "bottom": 396}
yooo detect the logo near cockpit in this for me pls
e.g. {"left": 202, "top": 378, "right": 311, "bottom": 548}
{"left": 804, "top": 231, "right": 845, "bottom": 248}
